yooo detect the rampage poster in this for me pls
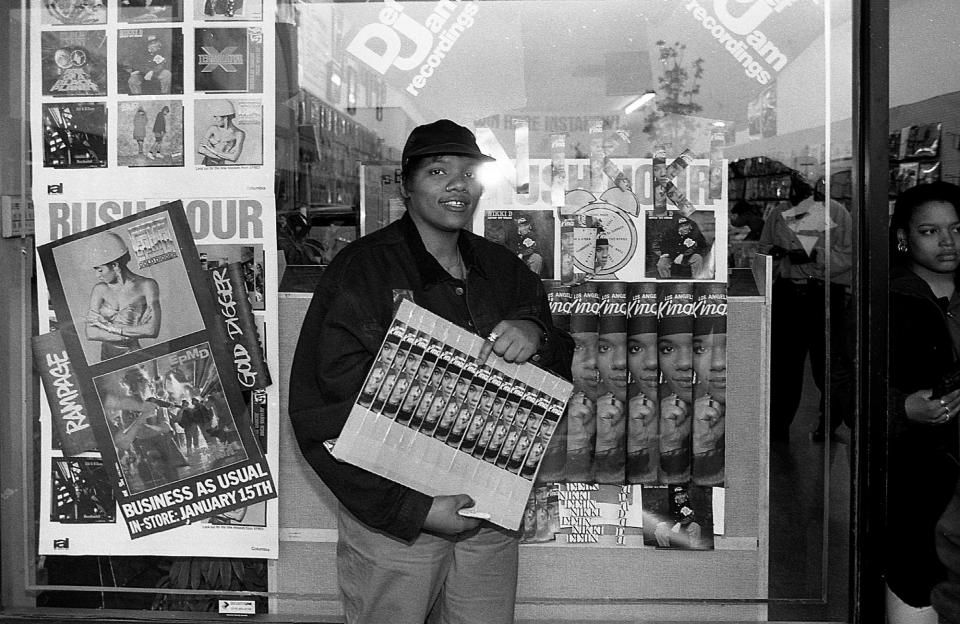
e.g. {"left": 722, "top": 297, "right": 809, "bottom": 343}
{"left": 37, "top": 202, "right": 276, "bottom": 540}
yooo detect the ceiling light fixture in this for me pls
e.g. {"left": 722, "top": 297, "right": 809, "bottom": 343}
{"left": 624, "top": 91, "right": 656, "bottom": 115}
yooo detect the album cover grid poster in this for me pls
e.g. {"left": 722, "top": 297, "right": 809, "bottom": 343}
{"left": 332, "top": 299, "right": 574, "bottom": 531}
{"left": 31, "top": 1, "right": 276, "bottom": 193}
{"left": 37, "top": 202, "right": 276, "bottom": 541}
{"left": 31, "top": 0, "right": 280, "bottom": 557}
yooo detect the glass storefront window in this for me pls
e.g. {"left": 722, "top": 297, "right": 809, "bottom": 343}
{"left": 0, "top": 0, "right": 877, "bottom": 621}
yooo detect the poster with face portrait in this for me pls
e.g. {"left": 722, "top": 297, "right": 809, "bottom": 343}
{"left": 692, "top": 283, "right": 726, "bottom": 487}
{"left": 332, "top": 299, "right": 574, "bottom": 531}
{"left": 36, "top": 201, "right": 276, "bottom": 540}
{"left": 595, "top": 282, "right": 627, "bottom": 484}
{"left": 565, "top": 282, "right": 599, "bottom": 482}
{"left": 541, "top": 280, "right": 726, "bottom": 494}
{"left": 657, "top": 282, "right": 695, "bottom": 484}
{"left": 626, "top": 282, "right": 660, "bottom": 484}
{"left": 535, "top": 283, "right": 571, "bottom": 484}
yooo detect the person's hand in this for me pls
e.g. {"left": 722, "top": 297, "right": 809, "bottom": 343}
{"left": 478, "top": 320, "right": 542, "bottom": 364}
{"left": 422, "top": 494, "right": 482, "bottom": 535}
{"left": 904, "top": 388, "right": 960, "bottom": 425}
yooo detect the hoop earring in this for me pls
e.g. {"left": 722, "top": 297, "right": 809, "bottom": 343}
{"left": 897, "top": 240, "right": 908, "bottom": 253}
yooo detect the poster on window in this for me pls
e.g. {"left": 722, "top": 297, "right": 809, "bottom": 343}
{"left": 476, "top": 156, "right": 727, "bottom": 283}
{"left": 30, "top": 2, "right": 276, "bottom": 199}
{"left": 194, "top": 27, "right": 264, "bottom": 93}
{"left": 36, "top": 202, "right": 276, "bottom": 542}
{"left": 40, "top": 29, "right": 108, "bottom": 98}
{"left": 33, "top": 195, "right": 280, "bottom": 558}
{"left": 29, "top": 0, "right": 279, "bottom": 556}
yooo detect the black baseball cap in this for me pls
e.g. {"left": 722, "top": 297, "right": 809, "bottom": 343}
{"left": 401, "top": 119, "right": 495, "bottom": 168}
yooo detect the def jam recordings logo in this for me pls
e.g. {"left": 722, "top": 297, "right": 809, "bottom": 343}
{"left": 346, "top": 0, "right": 480, "bottom": 96}
{"left": 685, "top": 0, "right": 795, "bottom": 85}
{"left": 198, "top": 46, "right": 244, "bottom": 73}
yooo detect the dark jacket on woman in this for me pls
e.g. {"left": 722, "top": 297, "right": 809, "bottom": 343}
{"left": 288, "top": 212, "right": 573, "bottom": 541}
{"left": 888, "top": 265, "right": 960, "bottom": 607}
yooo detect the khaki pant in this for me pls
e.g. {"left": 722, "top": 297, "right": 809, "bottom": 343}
{"left": 337, "top": 507, "right": 519, "bottom": 624}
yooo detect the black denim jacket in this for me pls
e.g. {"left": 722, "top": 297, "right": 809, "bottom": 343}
{"left": 289, "top": 212, "right": 573, "bottom": 541}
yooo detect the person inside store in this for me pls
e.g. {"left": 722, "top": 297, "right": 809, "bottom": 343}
{"left": 758, "top": 172, "right": 854, "bottom": 443}
{"left": 277, "top": 211, "right": 324, "bottom": 266}
{"left": 729, "top": 199, "right": 765, "bottom": 241}
{"left": 883, "top": 181, "right": 960, "bottom": 624}
{"left": 288, "top": 119, "right": 573, "bottom": 624}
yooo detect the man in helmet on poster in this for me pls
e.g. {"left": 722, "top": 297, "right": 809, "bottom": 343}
{"left": 198, "top": 100, "right": 246, "bottom": 165}
{"left": 85, "top": 230, "right": 162, "bottom": 361}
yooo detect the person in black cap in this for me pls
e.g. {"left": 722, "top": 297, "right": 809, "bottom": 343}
{"left": 289, "top": 119, "right": 573, "bottom": 624}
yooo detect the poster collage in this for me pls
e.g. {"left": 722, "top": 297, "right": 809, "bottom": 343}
{"left": 474, "top": 152, "right": 727, "bottom": 286}
{"left": 470, "top": 136, "right": 730, "bottom": 548}
{"left": 518, "top": 279, "right": 726, "bottom": 550}
{"left": 31, "top": 0, "right": 280, "bottom": 557}
{"left": 39, "top": 0, "right": 265, "bottom": 172}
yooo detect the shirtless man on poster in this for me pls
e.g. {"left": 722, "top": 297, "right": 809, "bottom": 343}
{"left": 85, "top": 231, "right": 161, "bottom": 360}
{"left": 198, "top": 100, "right": 246, "bottom": 165}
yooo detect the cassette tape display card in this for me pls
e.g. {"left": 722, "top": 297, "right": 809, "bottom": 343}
{"left": 333, "top": 299, "right": 574, "bottom": 531}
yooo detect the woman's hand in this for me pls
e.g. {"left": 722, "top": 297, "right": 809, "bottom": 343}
{"left": 904, "top": 388, "right": 960, "bottom": 425}
{"left": 422, "top": 494, "right": 482, "bottom": 536}
{"left": 479, "top": 320, "right": 542, "bottom": 364}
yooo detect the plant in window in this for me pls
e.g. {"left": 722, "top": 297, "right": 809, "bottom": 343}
{"left": 151, "top": 557, "right": 267, "bottom": 612}
{"left": 643, "top": 41, "right": 705, "bottom": 153}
